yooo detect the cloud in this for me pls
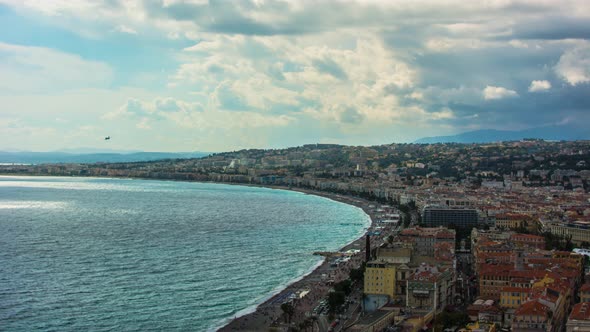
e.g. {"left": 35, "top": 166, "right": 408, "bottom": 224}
{"left": 338, "top": 106, "right": 364, "bottom": 124}
{"left": 555, "top": 43, "right": 590, "bottom": 86}
{"left": 114, "top": 25, "right": 137, "bottom": 34}
{"left": 124, "top": 98, "right": 148, "bottom": 116}
{"left": 528, "top": 80, "right": 551, "bottom": 92}
{"left": 483, "top": 86, "right": 519, "bottom": 100}
{"left": 6, "top": 0, "right": 587, "bottom": 41}
{"left": 136, "top": 118, "right": 151, "bottom": 130}
{"left": 3, "top": 0, "right": 590, "bottom": 151}
{"left": 104, "top": 97, "right": 203, "bottom": 120}
{"left": 155, "top": 97, "right": 200, "bottom": 112}
{"left": 431, "top": 107, "right": 456, "bottom": 120}
{"left": 0, "top": 42, "right": 112, "bottom": 94}
{"left": 167, "top": 110, "right": 295, "bottom": 130}
{"left": 510, "top": 16, "right": 590, "bottom": 40}
{"left": 312, "top": 58, "right": 348, "bottom": 80}
{"left": 173, "top": 32, "right": 417, "bottom": 128}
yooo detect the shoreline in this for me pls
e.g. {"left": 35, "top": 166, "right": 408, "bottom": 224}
{"left": 217, "top": 185, "right": 380, "bottom": 332}
{"left": 0, "top": 175, "right": 381, "bottom": 331}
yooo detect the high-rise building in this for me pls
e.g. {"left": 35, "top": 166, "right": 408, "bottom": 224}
{"left": 422, "top": 205, "right": 479, "bottom": 229}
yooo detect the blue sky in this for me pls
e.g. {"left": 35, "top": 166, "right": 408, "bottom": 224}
{"left": 0, "top": 0, "right": 589, "bottom": 152}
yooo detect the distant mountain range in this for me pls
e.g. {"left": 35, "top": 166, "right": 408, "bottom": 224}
{"left": 0, "top": 151, "right": 210, "bottom": 164}
{"left": 414, "top": 125, "right": 590, "bottom": 144}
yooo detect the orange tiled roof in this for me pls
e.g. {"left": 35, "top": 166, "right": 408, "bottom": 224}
{"left": 515, "top": 300, "right": 550, "bottom": 317}
{"left": 570, "top": 302, "right": 590, "bottom": 321}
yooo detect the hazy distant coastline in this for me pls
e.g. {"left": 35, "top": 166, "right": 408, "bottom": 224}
{"left": 0, "top": 151, "right": 209, "bottom": 164}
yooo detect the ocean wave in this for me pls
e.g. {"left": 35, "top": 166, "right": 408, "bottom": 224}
{"left": 209, "top": 258, "right": 325, "bottom": 332}
{"left": 0, "top": 200, "right": 69, "bottom": 210}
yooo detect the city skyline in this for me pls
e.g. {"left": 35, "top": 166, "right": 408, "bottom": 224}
{"left": 1, "top": 0, "right": 589, "bottom": 152}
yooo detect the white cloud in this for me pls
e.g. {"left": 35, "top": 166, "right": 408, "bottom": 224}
{"left": 407, "top": 92, "right": 423, "bottom": 100}
{"left": 136, "top": 118, "right": 151, "bottom": 130}
{"left": 528, "top": 80, "right": 551, "bottom": 92}
{"left": 105, "top": 97, "right": 204, "bottom": 120}
{"left": 483, "top": 85, "right": 518, "bottom": 100}
{"left": 555, "top": 43, "right": 590, "bottom": 86}
{"left": 114, "top": 25, "right": 138, "bottom": 34}
{"left": 508, "top": 39, "right": 529, "bottom": 48}
{"left": 425, "top": 38, "right": 499, "bottom": 52}
{"left": 174, "top": 32, "right": 417, "bottom": 128}
{"left": 431, "top": 107, "right": 455, "bottom": 120}
{"left": 0, "top": 42, "right": 113, "bottom": 94}
{"left": 167, "top": 110, "right": 295, "bottom": 130}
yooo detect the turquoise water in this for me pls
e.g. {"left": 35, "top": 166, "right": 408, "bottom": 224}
{"left": 0, "top": 176, "right": 370, "bottom": 331}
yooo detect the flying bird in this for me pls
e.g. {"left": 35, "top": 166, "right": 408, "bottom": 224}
{"left": 104, "top": 136, "right": 111, "bottom": 140}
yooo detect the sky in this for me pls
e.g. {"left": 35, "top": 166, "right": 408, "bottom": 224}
{"left": 0, "top": 0, "right": 589, "bottom": 152}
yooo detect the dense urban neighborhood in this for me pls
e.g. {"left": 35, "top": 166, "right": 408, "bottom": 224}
{"left": 3, "top": 139, "right": 590, "bottom": 332}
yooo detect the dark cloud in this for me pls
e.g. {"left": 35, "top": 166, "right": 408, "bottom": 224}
{"left": 509, "top": 17, "right": 590, "bottom": 40}
{"left": 420, "top": 82, "right": 590, "bottom": 130}
{"left": 414, "top": 45, "right": 561, "bottom": 88}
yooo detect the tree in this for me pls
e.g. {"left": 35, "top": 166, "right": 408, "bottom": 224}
{"left": 543, "top": 232, "right": 574, "bottom": 251}
{"left": 433, "top": 309, "right": 469, "bottom": 331}
{"left": 349, "top": 263, "right": 366, "bottom": 283}
{"left": 328, "top": 291, "right": 346, "bottom": 313}
{"left": 403, "top": 215, "right": 411, "bottom": 228}
{"left": 334, "top": 279, "right": 352, "bottom": 295}
{"left": 281, "top": 302, "right": 295, "bottom": 324}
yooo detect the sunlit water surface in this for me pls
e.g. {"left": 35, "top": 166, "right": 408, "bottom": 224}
{"left": 0, "top": 176, "right": 369, "bottom": 331}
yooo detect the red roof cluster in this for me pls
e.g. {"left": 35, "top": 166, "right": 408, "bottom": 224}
{"left": 570, "top": 302, "right": 590, "bottom": 321}
{"left": 515, "top": 300, "right": 550, "bottom": 318}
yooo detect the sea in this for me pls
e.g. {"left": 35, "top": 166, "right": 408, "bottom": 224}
{"left": 0, "top": 176, "right": 370, "bottom": 331}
